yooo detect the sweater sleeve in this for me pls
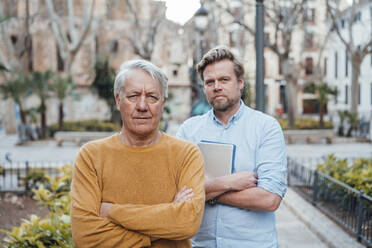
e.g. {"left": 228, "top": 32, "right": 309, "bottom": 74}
{"left": 108, "top": 145, "right": 205, "bottom": 240}
{"left": 70, "top": 148, "right": 151, "bottom": 248}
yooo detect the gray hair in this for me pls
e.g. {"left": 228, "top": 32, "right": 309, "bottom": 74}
{"left": 114, "top": 59, "right": 168, "bottom": 99}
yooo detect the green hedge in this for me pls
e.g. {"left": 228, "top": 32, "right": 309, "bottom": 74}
{"left": 49, "top": 120, "right": 120, "bottom": 137}
{"left": 317, "top": 154, "right": 372, "bottom": 197}
{"left": 277, "top": 117, "right": 333, "bottom": 130}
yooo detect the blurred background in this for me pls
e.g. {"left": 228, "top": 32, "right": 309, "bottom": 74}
{"left": 0, "top": 0, "right": 370, "bottom": 139}
{"left": 0, "top": 0, "right": 371, "bottom": 247}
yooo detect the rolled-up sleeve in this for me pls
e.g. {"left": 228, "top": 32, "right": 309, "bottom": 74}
{"left": 256, "top": 119, "right": 287, "bottom": 198}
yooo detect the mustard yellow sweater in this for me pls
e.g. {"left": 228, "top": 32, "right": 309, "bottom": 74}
{"left": 70, "top": 133, "right": 205, "bottom": 248}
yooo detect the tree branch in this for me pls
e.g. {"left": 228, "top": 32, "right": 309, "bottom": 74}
{"left": 326, "top": 0, "right": 351, "bottom": 52}
{"left": 71, "top": 0, "right": 96, "bottom": 54}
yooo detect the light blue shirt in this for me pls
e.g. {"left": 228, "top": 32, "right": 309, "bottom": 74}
{"left": 176, "top": 102, "right": 287, "bottom": 248}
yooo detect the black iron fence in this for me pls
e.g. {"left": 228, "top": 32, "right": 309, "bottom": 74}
{"left": 288, "top": 157, "right": 372, "bottom": 247}
{"left": 0, "top": 160, "right": 73, "bottom": 193}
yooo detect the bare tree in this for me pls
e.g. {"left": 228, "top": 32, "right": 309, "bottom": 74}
{"left": 45, "top": 0, "right": 96, "bottom": 74}
{"left": 123, "top": 0, "right": 165, "bottom": 60}
{"left": 326, "top": 0, "right": 372, "bottom": 118}
{"left": 214, "top": 0, "right": 308, "bottom": 128}
{"left": 0, "top": 1, "right": 33, "bottom": 79}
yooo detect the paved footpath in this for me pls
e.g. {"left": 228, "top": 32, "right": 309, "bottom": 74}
{"left": 278, "top": 188, "right": 364, "bottom": 248}
{"left": 276, "top": 198, "right": 327, "bottom": 248}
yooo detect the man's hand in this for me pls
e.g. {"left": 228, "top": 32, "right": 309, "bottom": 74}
{"left": 225, "top": 171, "right": 258, "bottom": 191}
{"left": 173, "top": 186, "right": 194, "bottom": 203}
{"left": 100, "top": 202, "right": 113, "bottom": 218}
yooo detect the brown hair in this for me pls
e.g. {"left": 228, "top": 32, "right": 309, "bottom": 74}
{"left": 196, "top": 46, "right": 244, "bottom": 81}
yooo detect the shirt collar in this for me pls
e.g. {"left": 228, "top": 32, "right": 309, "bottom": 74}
{"left": 209, "top": 100, "right": 245, "bottom": 127}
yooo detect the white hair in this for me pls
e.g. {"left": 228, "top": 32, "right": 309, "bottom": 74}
{"left": 114, "top": 59, "right": 168, "bottom": 99}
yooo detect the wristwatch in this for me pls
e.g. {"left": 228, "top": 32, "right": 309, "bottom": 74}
{"left": 207, "top": 197, "right": 217, "bottom": 206}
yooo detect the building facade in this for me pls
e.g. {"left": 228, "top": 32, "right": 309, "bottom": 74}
{"left": 190, "top": 0, "right": 330, "bottom": 118}
{"left": 0, "top": 0, "right": 190, "bottom": 134}
{"left": 325, "top": 0, "right": 372, "bottom": 122}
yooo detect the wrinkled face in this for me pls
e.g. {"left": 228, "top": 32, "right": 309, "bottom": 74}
{"left": 202, "top": 59, "right": 243, "bottom": 112}
{"left": 115, "top": 69, "right": 165, "bottom": 137}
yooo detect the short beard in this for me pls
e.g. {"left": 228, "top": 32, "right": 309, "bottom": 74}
{"left": 209, "top": 97, "right": 239, "bottom": 112}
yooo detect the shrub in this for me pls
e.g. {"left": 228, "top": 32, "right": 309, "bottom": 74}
{"left": 49, "top": 120, "right": 120, "bottom": 137}
{"left": 277, "top": 117, "right": 333, "bottom": 130}
{"left": 317, "top": 155, "right": 372, "bottom": 197}
{"left": 0, "top": 165, "right": 74, "bottom": 247}
{"left": 22, "top": 168, "right": 49, "bottom": 190}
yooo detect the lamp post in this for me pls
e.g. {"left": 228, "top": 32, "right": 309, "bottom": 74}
{"left": 190, "top": 5, "right": 210, "bottom": 116}
{"left": 194, "top": 5, "right": 209, "bottom": 63}
{"left": 255, "top": 0, "right": 265, "bottom": 112}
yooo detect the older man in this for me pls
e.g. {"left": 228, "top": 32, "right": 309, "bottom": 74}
{"left": 177, "top": 46, "right": 287, "bottom": 248}
{"left": 71, "top": 60, "right": 205, "bottom": 248}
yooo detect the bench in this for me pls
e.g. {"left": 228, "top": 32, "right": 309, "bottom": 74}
{"left": 54, "top": 131, "right": 115, "bottom": 146}
{"left": 284, "top": 129, "right": 335, "bottom": 144}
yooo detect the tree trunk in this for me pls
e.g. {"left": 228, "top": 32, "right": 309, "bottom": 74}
{"left": 350, "top": 56, "right": 361, "bottom": 118}
{"left": 319, "top": 104, "right": 324, "bottom": 128}
{"left": 58, "top": 102, "right": 64, "bottom": 130}
{"left": 18, "top": 102, "right": 27, "bottom": 124}
{"left": 20, "top": 108, "right": 27, "bottom": 124}
{"left": 285, "top": 77, "right": 297, "bottom": 129}
{"left": 40, "top": 100, "right": 47, "bottom": 138}
{"left": 346, "top": 126, "right": 353, "bottom": 137}
{"left": 338, "top": 125, "right": 344, "bottom": 136}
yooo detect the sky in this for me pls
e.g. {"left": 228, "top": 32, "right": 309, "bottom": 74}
{"left": 164, "top": 0, "right": 201, "bottom": 25}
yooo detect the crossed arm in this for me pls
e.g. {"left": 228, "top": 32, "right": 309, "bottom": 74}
{"left": 205, "top": 120, "right": 287, "bottom": 212}
{"left": 70, "top": 146, "right": 205, "bottom": 248}
{"left": 205, "top": 172, "right": 282, "bottom": 211}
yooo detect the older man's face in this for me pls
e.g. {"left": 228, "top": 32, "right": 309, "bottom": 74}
{"left": 115, "top": 69, "right": 165, "bottom": 137}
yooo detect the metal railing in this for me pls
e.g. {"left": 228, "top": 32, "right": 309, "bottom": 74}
{"left": 288, "top": 157, "right": 372, "bottom": 247}
{"left": 0, "top": 160, "right": 73, "bottom": 193}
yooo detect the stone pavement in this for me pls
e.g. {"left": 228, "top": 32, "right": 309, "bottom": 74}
{"left": 0, "top": 132, "right": 369, "bottom": 247}
{"left": 287, "top": 142, "right": 372, "bottom": 159}
{"left": 278, "top": 188, "right": 364, "bottom": 248}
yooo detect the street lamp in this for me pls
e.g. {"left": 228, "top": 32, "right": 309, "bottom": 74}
{"left": 190, "top": 5, "right": 210, "bottom": 116}
{"left": 194, "top": 5, "right": 209, "bottom": 61}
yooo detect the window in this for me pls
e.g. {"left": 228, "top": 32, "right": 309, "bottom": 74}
{"left": 324, "top": 57, "right": 327, "bottom": 76}
{"left": 358, "top": 84, "right": 361, "bottom": 105}
{"left": 353, "top": 11, "right": 361, "bottom": 22}
{"left": 304, "top": 32, "right": 314, "bottom": 49}
{"left": 304, "top": 8, "right": 315, "bottom": 23}
{"left": 26, "top": 37, "right": 33, "bottom": 71}
{"left": 265, "top": 32, "right": 270, "bottom": 45}
{"left": 111, "top": 40, "right": 119, "bottom": 53}
{"left": 305, "top": 57, "right": 314, "bottom": 75}
{"left": 10, "top": 35, "right": 18, "bottom": 45}
{"left": 335, "top": 52, "right": 338, "bottom": 79}
{"left": 95, "top": 36, "right": 99, "bottom": 57}
{"left": 370, "top": 83, "right": 372, "bottom": 105}
{"left": 334, "top": 86, "right": 338, "bottom": 104}
{"left": 345, "top": 50, "right": 349, "bottom": 77}
{"left": 345, "top": 85, "right": 348, "bottom": 104}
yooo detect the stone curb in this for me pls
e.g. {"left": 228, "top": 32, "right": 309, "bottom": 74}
{"left": 283, "top": 187, "right": 365, "bottom": 248}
